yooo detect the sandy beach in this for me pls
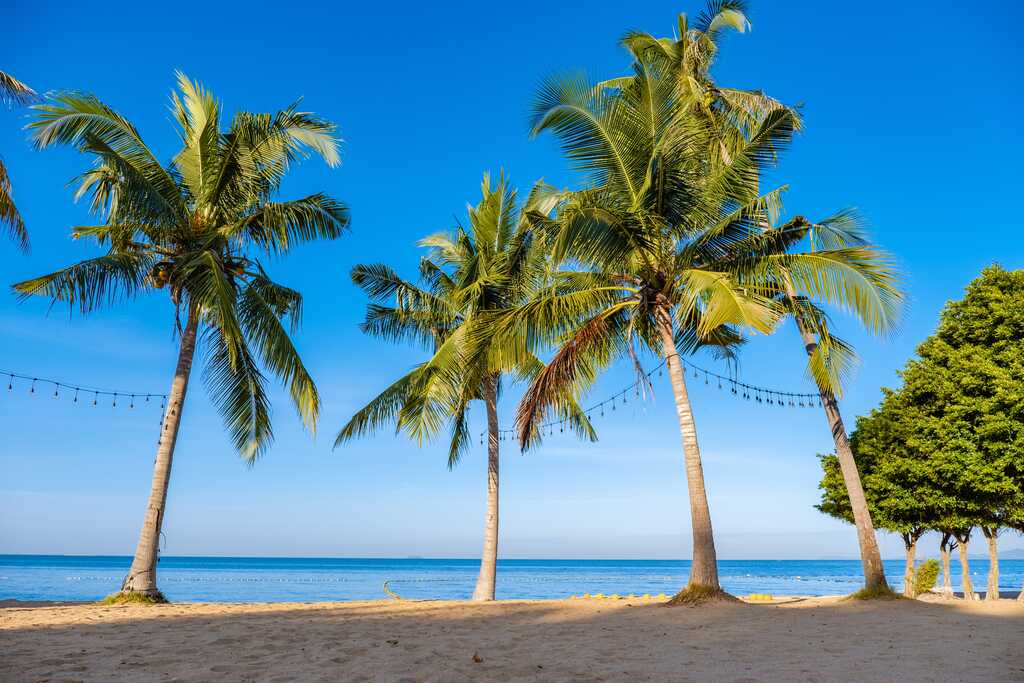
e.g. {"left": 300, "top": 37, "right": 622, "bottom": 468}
{"left": 2, "top": 596, "right": 1022, "bottom": 682}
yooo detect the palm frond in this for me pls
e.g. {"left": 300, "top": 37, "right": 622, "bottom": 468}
{"left": 239, "top": 278, "right": 319, "bottom": 433}
{"left": 226, "top": 194, "right": 350, "bottom": 253}
{"left": 775, "top": 248, "right": 903, "bottom": 336}
{"left": 29, "top": 92, "right": 186, "bottom": 223}
{"left": 12, "top": 252, "right": 153, "bottom": 312}
{"left": 171, "top": 72, "right": 221, "bottom": 206}
{"left": 203, "top": 331, "right": 273, "bottom": 461}
{"left": 334, "top": 370, "right": 420, "bottom": 447}
{"left": 0, "top": 160, "right": 29, "bottom": 251}
{"left": 0, "top": 71, "right": 38, "bottom": 108}
{"left": 516, "top": 304, "right": 634, "bottom": 448}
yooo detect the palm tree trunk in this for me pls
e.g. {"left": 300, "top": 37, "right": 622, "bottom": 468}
{"left": 790, "top": 313, "right": 887, "bottom": 591}
{"left": 901, "top": 532, "right": 918, "bottom": 598}
{"left": 981, "top": 527, "right": 999, "bottom": 601}
{"left": 954, "top": 530, "right": 975, "bottom": 600}
{"left": 120, "top": 310, "right": 199, "bottom": 598}
{"left": 471, "top": 375, "right": 500, "bottom": 601}
{"left": 939, "top": 531, "right": 954, "bottom": 596}
{"left": 656, "top": 310, "right": 720, "bottom": 593}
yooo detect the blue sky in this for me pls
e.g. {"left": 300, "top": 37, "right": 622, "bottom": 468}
{"left": 2, "top": 0, "right": 1022, "bottom": 560}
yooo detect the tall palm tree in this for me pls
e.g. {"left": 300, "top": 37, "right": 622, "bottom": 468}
{"left": 745, "top": 211, "right": 903, "bottom": 592}
{"left": 13, "top": 73, "right": 349, "bottom": 600}
{"left": 336, "top": 173, "right": 593, "bottom": 600}
{"left": 1, "top": 70, "right": 38, "bottom": 251}
{"left": 505, "top": 39, "right": 802, "bottom": 604}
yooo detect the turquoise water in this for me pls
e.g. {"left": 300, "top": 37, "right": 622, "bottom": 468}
{"left": 2, "top": 555, "right": 1021, "bottom": 602}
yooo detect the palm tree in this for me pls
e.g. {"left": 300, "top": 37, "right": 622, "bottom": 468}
{"left": 1, "top": 70, "right": 38, "bottom": 251}
{"left": 13, "top": 73, "right": 349, "bottom": 600}
{"left": 506, "top": 28, "right": 811, "bottom": 603}
{"left": 336, "top": 172, "right": 593, "bottom": 600}
{"left": 746, "top": 211, "right": 903, "bottom": 592}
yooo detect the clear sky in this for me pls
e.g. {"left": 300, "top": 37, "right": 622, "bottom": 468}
{"left": 2, "top": 0, "right": 1022, "bottom": 560}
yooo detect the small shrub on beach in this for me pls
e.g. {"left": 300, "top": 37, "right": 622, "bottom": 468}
{"left": 913, "top": 559, "right": 940, "bottom": 595}
{"left": 99, "top": 591, "right": 168, "bottom": 605}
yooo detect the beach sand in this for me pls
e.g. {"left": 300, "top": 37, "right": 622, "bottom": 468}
{"left": 2, "top": 596, "right": 1022, "bottom": 682}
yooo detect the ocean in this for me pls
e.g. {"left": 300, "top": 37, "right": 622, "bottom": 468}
{"left": 3, "top": 555, "right": 1022, "bottom": 602}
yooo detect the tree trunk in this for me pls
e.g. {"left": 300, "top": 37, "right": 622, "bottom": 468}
{"left": 121, "top": 310, "right": 199, "bottom": 597}
{"left": 656, "top": 310, "right": 720, "bottom": 592}
{"left": 954, "top": 531, "right": 975, "bottom": 600}
{"left": 939, "top": 532, "right": 954, "bottom": 596}
{"left": 471, "top": 375, "right": 500, "bottom": 601}
{"left": 981, "top": 527, "right": 999, "bottom": 601}
{"left": 901, "top": 533, "right": 918, "bottom": 598}
{"left": 790, "top": 313, "right": 887, "bottom": 591}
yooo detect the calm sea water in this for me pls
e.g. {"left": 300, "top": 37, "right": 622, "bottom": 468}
{"left": 2, "top": 555, "right": 1021, "bottom": 602}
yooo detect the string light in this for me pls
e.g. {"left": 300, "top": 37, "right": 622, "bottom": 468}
{"left": 1, "top": 369, "right": 166, "bottom": 414}
{"left": 479, "top": 355, "right": 824, "bottom": 444}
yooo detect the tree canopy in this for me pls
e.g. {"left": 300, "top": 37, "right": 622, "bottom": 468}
{"left": 818, "top": 265, "right": 1024, "bottom": 541}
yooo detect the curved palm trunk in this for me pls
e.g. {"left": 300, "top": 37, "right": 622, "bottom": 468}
{"left": 954, "top": 530, "right": 975, "bottom": 600}
{"left": 471, "top": 376, "right": 500, "bottom": 601}
{"left": 939, "top": 532, "right": 954, "bottom": 596}
{"left": 121, "top": 311, "right": 199, "bottom": 597}
{"left": 981, "top": 527, "right": 999, "bottom": 601}
{"left": 656, "top": 311, "right": 720, "bottom": 593}
{"left": 790, "top": 315, "right": 887, "bottom": 591}
{"left": 901, "top": 532, "right": 919, "bottom": 598}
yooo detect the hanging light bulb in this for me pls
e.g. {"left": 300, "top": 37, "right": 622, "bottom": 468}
{"left": 29, "top": 379, "right": 36, "bottom": 394}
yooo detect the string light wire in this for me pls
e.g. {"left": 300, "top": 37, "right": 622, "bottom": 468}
{"left": 481, "top": 356, "right": 823, "bottom": 444}
{"left": 2, "top": 369, "right": 167, "bottom": 410}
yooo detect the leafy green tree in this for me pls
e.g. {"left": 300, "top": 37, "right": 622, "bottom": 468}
{"left": 909, "top": 265, "right": 1024, "bottom": 600}
{"left": 821, "top": 265, "right": 1024, "bottom": 601}
{"left": 13, "top": 74, "right": 348, "bottom": 599}
{"left": 505, "top": 4, "right": 879, "bottom": 604}
{"left": 1, "top": 71, "right": 37, "bottom": 251}
{"left": 817, "top": 385, "right": 950, "bottom": 597}
{"left": 336, "top": 173, "right": 593, "bottom": 601}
